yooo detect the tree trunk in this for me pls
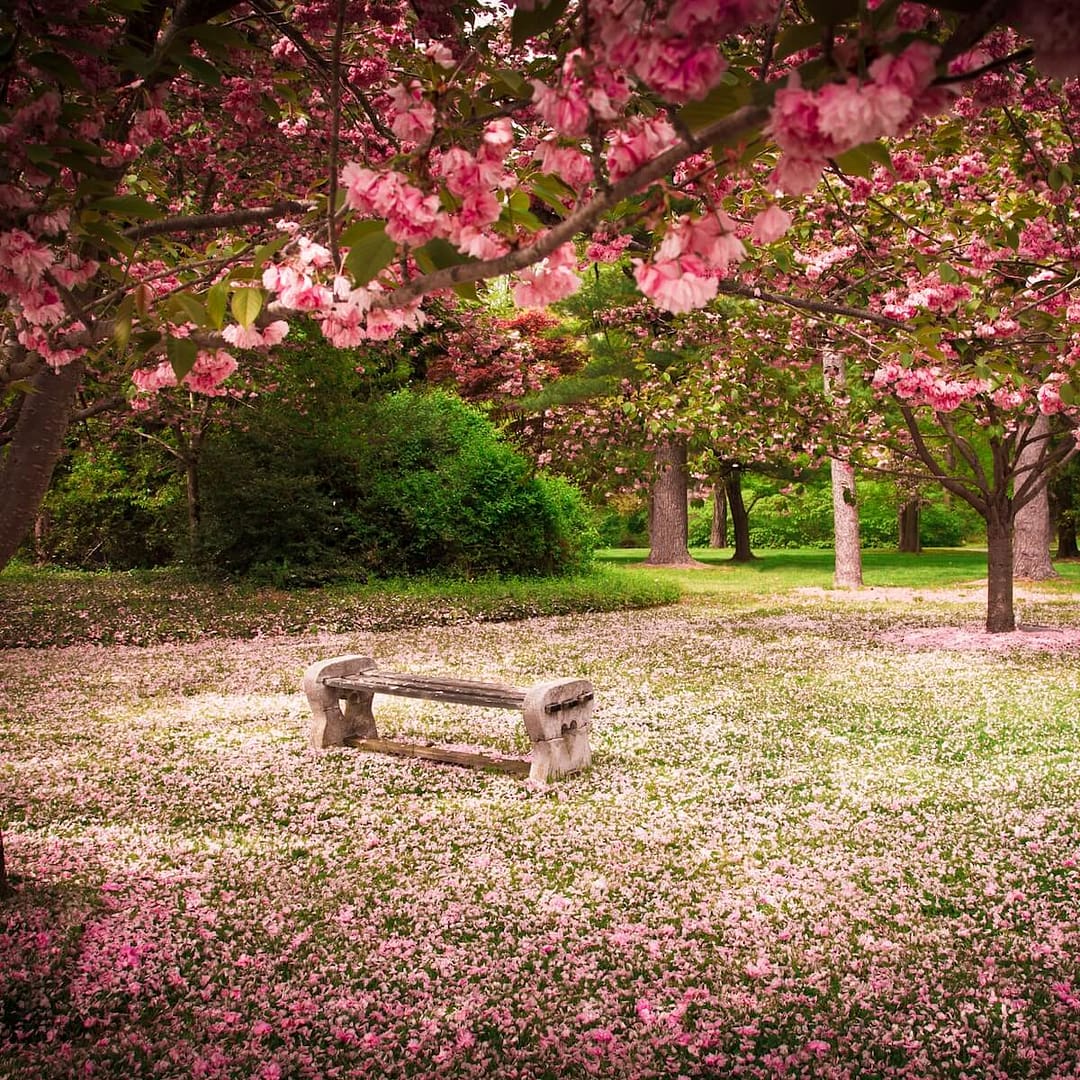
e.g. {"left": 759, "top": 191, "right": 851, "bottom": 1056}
{"left": 1056, "top": 517, "right": 1078, "bottom": 559}
{"left": 710, "top": 482, "right": 728, "bottom": 548}
{"left": 831, "top": 458, "right": 863, "bottom": 587}
{"left": 1012, "top": 417, "right": 1057, "bottom": 579}
{"left": 725, "top": 471, "right": 755, "bottom": 562}
{"left": 0, "top": 361, "right": 83, "bottom": 572}
{"left": 0, "top": 827, "right": 11, "bottom": 900}
{"left": 986, "top": 505, "right": 1016, "bottom": 633}
{"left": 644, "top": 437, "right": 697, "bottom": 566}
{"left": 898, "top": 498, "right": 921, "bottom": 553}
{"left": 823, "top": 350, "right": 862, "bottom": 587}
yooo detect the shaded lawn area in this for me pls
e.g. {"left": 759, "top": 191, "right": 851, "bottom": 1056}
{"left": 2, "top": 568, "right": 1080, "bottom": 1078}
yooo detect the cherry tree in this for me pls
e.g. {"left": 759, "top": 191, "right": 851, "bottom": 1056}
{"left": 2, "top": 0, "right": 1071, "bottom": 572}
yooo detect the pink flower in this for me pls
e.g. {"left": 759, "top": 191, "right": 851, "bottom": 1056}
{"left": 751, "top": 204, "right": 793, "bottom": 245}
{"left": 387, "top": 81, "right": 436, "bottom": 144}
{"left": 0, "top": 228, "right": 55, "bottom": 285}
{"left": 131, "top": 359, "right": 178, "bottom": 393}
{"left": 531, "top": 79, "right": 591, "bottom": 137}
{"left": 606, "top": 116, "right": 678, "bottom": 184}
{"left": 512, "top": 242, "right": 581, "bottom": 308}
{"left": 535, "top": 139, "right": 595, "bottom": 191}
{"left": 633, "top": 255, "right": 718, "bottom": 314}
{"left": 634, "top": 36, "right": 726, "bottom": 102}
{"left": 183, "top": 349, "right": 237, "bottom": 394}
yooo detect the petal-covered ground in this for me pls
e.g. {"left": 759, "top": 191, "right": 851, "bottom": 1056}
{"left": 2, "top": 591, "right": 1080, "bottom": 1079}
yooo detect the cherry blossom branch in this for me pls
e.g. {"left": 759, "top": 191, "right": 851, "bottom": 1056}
{"left": 715, "top": 281, "right": 904, "bottom": 330}
{"left": 376, "top": 104, "right": 771, "bottom": 309}
{"left": 122, "top": 203, "right": 315, "bottom": 241}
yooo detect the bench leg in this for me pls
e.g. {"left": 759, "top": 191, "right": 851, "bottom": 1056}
{"left": 302, "top": 655, "right": 378, "bottom": 749}
{"left": 523, "top": 678, "right": 595, "bottom": 782}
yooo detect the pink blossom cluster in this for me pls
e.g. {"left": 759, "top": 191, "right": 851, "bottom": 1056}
{"left": 386, "top": 81, "right": 436, "bottom": 145}
{"left": 130, "top": 348, "right": 238, "bottom": 408}
{"left": 591, "top": 0, "right": 779, "bottom": 104}
{"left": 878, "top": 273, "right": 973, "bottom": 319}
{"left": 634, "top": 212, "right": 746, "bottom": 314}
{"left": 511, "top": 240, "right": 581, "bottom": 308}
{"left": 531, "top": 49, "right": 629, "bottom": 138}
{"left": 767, "top": 42, "right": 945, "bottom": 196}
{"left": 872, "top": 360, "right": 990, "bottom": 412}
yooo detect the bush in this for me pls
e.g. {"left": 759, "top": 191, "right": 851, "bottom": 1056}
{"left": 32, "top": 445, "right": 183, "bottom": 569}
{"left": 200, "top": 389, "right": 597, "bottom": 583}
{"left": 348, "top": 390, "right": 597, "bottom": 577}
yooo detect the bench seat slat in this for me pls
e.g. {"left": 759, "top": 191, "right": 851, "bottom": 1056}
{"left": 325, "top": 672, "right": 527, "bottom": 710}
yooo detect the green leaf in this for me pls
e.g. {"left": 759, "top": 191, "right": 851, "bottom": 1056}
{"left": 92, "top": 194, "right": 166, "bottom": 220}
{"left": 166, "top": 292, "right": 207, "bottom": 327}
{"left": 833, "top": 141, "right": 893, "bottom": 179}
{"left": 178, "top": 54, "right": 221, "bottom": 86}
{"left": 166, "top": 336, "right": 199, "bottom": 382}
{"left": 181, "top": 24, "right": 252, "bottom": 58}
{"left": 342, "top": 221, "right": 396, "bottom": 286}
{"left": 937, "top": 262, "right": 960, "bottom": 284}
{"left": 530, "top": 174, "right": 575, "bottom": 218}
{"left": 230, "top": 288, "right": 263, "bottom": 329}
{"left": 775, "top": 23, "right": 823, "bottom": 61}
{"left": 251, "top": 233, "right": 291, "bottom": 272}
{"left": 1061, "top": 382, "right": 1079, "bottom": 407}
{"left": 511, "top": 0, "right": 570, "bottom": 46}
{"left": 206, "top": 281, "right": 229, "bottom": 330}
{"left": 27, "top": 51, "right": 85, "bottom": 89}
{"left": 804, "top": 0, "right": 858, "bottom": 21}
{"left": 413, "top": 238, "right": 477, "bottom": 274}
{"left": 491, "top": 68, "right": 530, "bottom": 99}
{"left": 679, "top": 81, "right": 752, "bottom": 134}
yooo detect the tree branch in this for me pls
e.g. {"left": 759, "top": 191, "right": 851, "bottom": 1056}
{"left": 376, "top": 104, "right": 771, "bottom": 309}
{"left": 122, "top": 202, "right": 314, "bottom": 241}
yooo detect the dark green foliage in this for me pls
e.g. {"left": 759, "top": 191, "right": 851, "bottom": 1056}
{"left": 200, "top": 388, "right": 597, "bottom": 585}
{"left": 347, "top": 390, "right": 598, "bottom": 578}
{"left": 30, "top": 444, "right": 183, "bottom": 569}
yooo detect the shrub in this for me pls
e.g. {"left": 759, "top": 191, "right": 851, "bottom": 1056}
{"left": 200, "top": 389, "right": 596, "bottom": 583}
{"left": 32, "top": 445, "right": 183, "bottom": 569}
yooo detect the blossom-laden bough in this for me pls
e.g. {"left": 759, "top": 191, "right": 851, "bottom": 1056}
{"left": 1, "top": 1, "right": 1079, "bottom": 577}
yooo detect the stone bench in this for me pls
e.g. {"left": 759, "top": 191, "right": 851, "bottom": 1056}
{"left": 302, "top": 655, "right": 594, "bottom": 783}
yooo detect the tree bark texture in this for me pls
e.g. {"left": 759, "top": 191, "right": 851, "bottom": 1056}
{"left": 823, "top": 351, "right": 862, "bottom": 587}
{"left": 710, "top": 482, "right": 728, "bottom": 548}
{"left": 986, "top": 505, "right": 1017, "bottom": 633}
{"left": 0, "top": 361, "right": 83, "bottom": 572}
{"left": 831, "top": 458, "right": 864, "bottom": 587}
{"left": 645, "top": 437, "right": 695, "bottom": 566}
{"left": 1012, "top": 416, "right": 1057, "bottom": 579}
{"left": 0, "top": 828, "right": 10, "bottom": 900}
{"left": 725, "top": 472, "right": 755, "bottom": 562}
{"left": 898, "top": 498, "right": 921, "bottom": 553}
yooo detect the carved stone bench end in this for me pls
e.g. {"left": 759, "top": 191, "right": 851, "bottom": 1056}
{"left": 303, "top": 654, "right": 378, "bottom": 749}
{"left": 522, "top": 678, "right": 595, "bottom": 784}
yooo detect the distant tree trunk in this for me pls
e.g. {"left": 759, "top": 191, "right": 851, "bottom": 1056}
{"left": 1057, "top": 518, "right": 1078, "bottom": 559}
{"left": 898, "top": 498, "right": 921, "bottom": 553}
{"left": 0, "top": 360, "right": 83, "bottom": 571}
{"left": 645, "top": 437, "right": 696, "bottom": 566}
{"left": 831, "top": 459, "right": 864, "bottom": 587}
{"left": 986, "top": 494, "right": 1016, "bottom": 633}
{"left": 823, "top": 352, "right": 862, "bottom": 588}
{"left": 726, "top": 471, "right": 755, "bottom": 562}
{"left": 1012, "top": 416, "right": 1057, "bottom": 579}
{"left": 710, "top": 482, "right": 728, "bottom": 548}
{"left": 1050, "top": 470, "right": 1078, "bottom": 558}
{"left": 0, "top": 828, "right": 10, "bottom": 899}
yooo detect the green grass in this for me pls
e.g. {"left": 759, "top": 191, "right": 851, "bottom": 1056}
{"left": 0, "top": 563, "right": 680, "bottom": 649}
{"left": 598, "top": 545, "right": 1080, "bottom": 593}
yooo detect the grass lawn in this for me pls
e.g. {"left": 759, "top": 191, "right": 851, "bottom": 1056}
{"left": 2, "top": 552, "right": 1079, "bottom": 1077}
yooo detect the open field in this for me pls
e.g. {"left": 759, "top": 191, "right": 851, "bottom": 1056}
{"left": 2, "top": 555, "right": 1080, "bottom": 1078}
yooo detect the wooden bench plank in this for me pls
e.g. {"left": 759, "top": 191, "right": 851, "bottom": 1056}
{"left": 343, "top": 736, "right": 532, "bottom": 777}
{"left": 325, "top": 672, "right": 527, "bottom": 710}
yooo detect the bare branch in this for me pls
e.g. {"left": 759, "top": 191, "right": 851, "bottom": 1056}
{"left": 122, "top": 202, "right": 314, "bottom": 241}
